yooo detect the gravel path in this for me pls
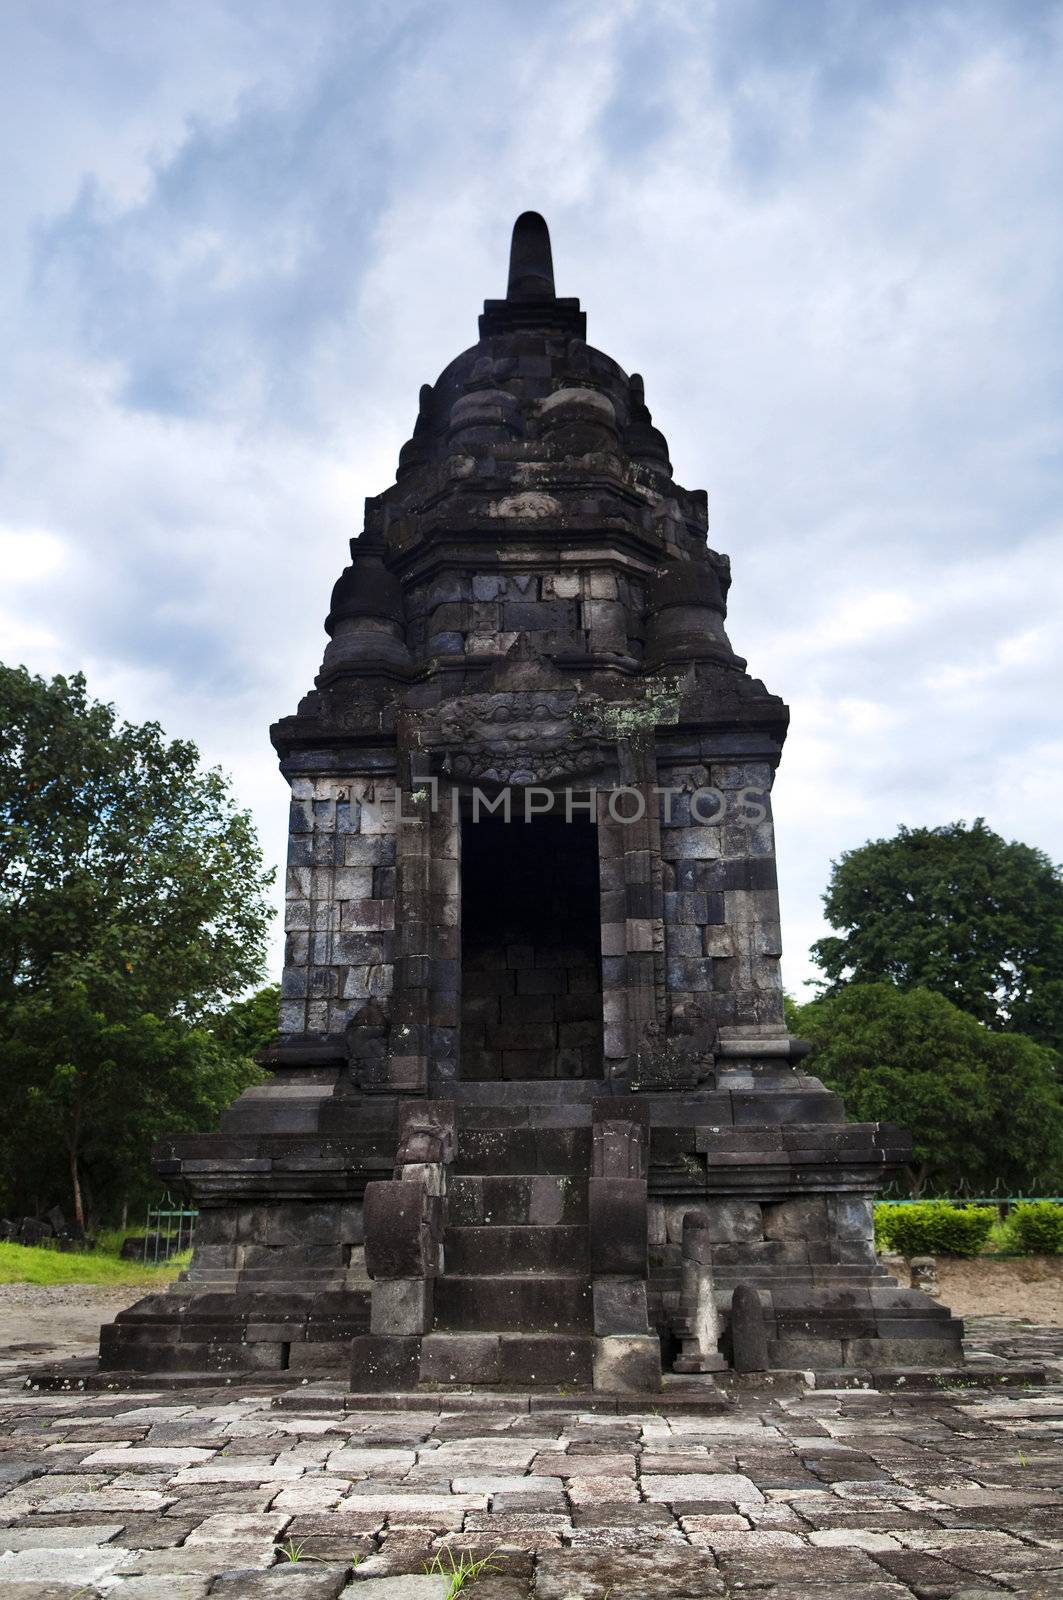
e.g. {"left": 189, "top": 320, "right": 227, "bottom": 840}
{"left": 0, "top": 1284, "right": 141, "bottom": 1378}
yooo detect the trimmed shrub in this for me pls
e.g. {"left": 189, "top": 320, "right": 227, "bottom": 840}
{"left": 1007, "top": 1201, "right": 1063, "bottom": 1255}
{"left": 875, "top": 1202, "right": 995, "bottom": 1258}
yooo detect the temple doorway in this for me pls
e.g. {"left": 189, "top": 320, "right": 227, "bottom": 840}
{"left": 459, "top": 807, "right": 603, "bottom": 1080}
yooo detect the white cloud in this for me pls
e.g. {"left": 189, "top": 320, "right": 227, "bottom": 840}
{"left": 0, "top": 526, "right": 69, "bottom": 582}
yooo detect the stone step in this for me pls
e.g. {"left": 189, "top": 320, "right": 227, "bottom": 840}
{"left": 433, "top": 1273, "right": 594, "bottom": 1333}
{"left": 451, "top": 1081, "right": 606, "bottom": 1105}
{"left": 708, "top": 1264, "right": 892, "bottom": 1285}
{"left": 457, "top": 1103, "right": 593, "bottom": 1130}
{"left": 419, "top": 1331, "right": 595, "bottom": 1387}
{"left": 448, "top": 1173, "right": 588, "bottom": 1226}
{"left": 453, "top": 1126, "right": 591, "bottom": 1175}
{"left": 444, "top": 1224, "right": 589, "bottom": 1274}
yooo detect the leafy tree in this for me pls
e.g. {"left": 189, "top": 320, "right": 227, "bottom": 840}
{"left": 209, "top": 982, "right": 280, "bottom": 1061}
{"left": 0, "top": 665, "right": 275, "bottom": 1226}
{"left": 811, "top": 820, "right": 1063, "bottom": 1050}
{"left": 792, "top": 983, "right": 1063, "bottom": 1197}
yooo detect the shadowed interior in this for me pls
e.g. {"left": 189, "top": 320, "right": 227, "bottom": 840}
{"left": 460, "top": 810, "right": 603, "bottom": 1080}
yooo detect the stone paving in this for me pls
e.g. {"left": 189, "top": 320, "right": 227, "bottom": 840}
{"left": 0, "top": 1320, "right": 1061, "bottom": 1598}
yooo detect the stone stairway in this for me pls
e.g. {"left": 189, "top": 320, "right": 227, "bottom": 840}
{"left": 420, "top": 1121, "right": 596, "bottom": 1387}
{"left": 352, "top": 1095, "right": 662, "bottom": 1393}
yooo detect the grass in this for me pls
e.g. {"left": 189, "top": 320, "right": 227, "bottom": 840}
{"left": 273, "top": 1539, "right": 361, "bottom": 1568}
{"left": 423, "top": 1546, "right": 504, "bottom": 1595}
{"left": 0, "top": 1240, "right": 191, "bottom": 1287}
{"left": 276, "top": 1539, "right": 308, "bottom": 1563}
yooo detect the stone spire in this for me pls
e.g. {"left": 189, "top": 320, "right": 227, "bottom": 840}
{"left": 480, "top": 211, "right": 585, "bottom": 337}
{"left": 506, "top": 210, "right": 555, "bottom": 300}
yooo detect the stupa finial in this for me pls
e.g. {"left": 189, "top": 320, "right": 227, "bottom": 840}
{"left": 507, "top": 211, "right": 555, "bottom": 301}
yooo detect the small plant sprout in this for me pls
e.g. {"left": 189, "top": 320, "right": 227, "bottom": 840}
{"left": 423, "top": 1545, "right": 504, "bottom": 1595}
{"left": 274, "top": 1538, "right": 332, "bottom": 1565}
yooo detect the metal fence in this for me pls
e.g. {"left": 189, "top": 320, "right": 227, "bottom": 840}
{"left": 142, "top": 1195, "right": 198, "bottom": 1264}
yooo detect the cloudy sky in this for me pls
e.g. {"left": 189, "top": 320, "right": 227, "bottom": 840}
{"left": 2, "top": 0, "right": 1062, "bottom": 993}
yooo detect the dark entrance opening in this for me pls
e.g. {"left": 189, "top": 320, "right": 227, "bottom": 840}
{"left": 460, "top": 809, "right": 603, "bottom": 1080}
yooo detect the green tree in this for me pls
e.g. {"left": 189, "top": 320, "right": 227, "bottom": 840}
{"left": 811, "top": 820, "right": 1063, "bottom": 1050}
{"left": 792, "top": 983, "right": 1063, "bottom": 1197}
{"left": 0, "top": 665, "right": 275, "bottom": 1226}
{"left": 208, "top": 982, "right": 280, "bottom": 1061}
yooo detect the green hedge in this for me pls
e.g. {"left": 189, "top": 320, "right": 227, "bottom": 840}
{"left": 1006, "top": 1202, "right": 1063, "bottom": 1255}
{"left": 875, "top": 1202, "right": 995, "bottom": 1258}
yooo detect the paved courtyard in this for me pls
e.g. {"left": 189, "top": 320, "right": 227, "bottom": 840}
{"left": 0, "top": 1320, "right": 1060, "bottom": 1599}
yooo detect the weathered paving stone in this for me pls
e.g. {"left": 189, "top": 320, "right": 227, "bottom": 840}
{"left": 872, "top": 1546, "right": 997, "bottom": 1592}
{"left": 641, "top": 1471, "right": 765, "bottom": 1503}
{"left": 451, "top": 1475, "right": 559, "bottom": 1497}
{"left": 0, "top": 1459, "right": 47, "bottom": 1489}
{"left": 0, "top": 1543, "right": 131, "bottom": 1585}
{"left": 807, "top": 1527, "right": 902, "bottom": 1550}
{"left": 339, "top": 1579, "right": 449, "bottom": 1598}
{"left": 564, "top": 1475, "right": 641, "bottom": 1505}
{"left": 0, "top": 1586, "right": 98, "bottom": 1599}
{"left": 0, "top": 1522, "right": 124, "bottom": 1548}
{"left": 340, "top": 1492, "right": 487, "bottom": 1514}
{"left": 753, "top": 1588, "right": 911, "bottom": 1599}
{"left": 686, "top": 1527, "right": 804, "bottom": 1551}
{"left": 80, "top": 1445, "right": 215, "bottom": 1467}
{"left": 271, "top": 1477, "right": 353, "bottom": 1511}
{"left": 328, "top": 1447, "right": 417, "bottom": 1473}
{"left": 102, "top": 1580, "right": 212, "bottom": 1599}
{"left": 172, "top": 1457, "right": 305, "bottom": 1483}
{"left": 571, "top": 1503, "right": 676, "bottom": 1528}
{"left": 639, "top": 1451, "right": 713, "bottom": 1472}
{"left": 164, "top": 1487, "right": 278, "bottom": 1515}
{"left": 680, "top": 1513, "right": 752, "bottom": 1533}
{"left": 715, "top": 1545, "right": 893, "bottom": 1586}
{"left": 115, "top": 1540, "right": 280, "bottom": 1574}
{"left": 212, "top": 1567, "right": 354, "bottom": 1597}
{"left": 31, "top": 1488, "right": 175, "bottom": 1513}
{"left": 184, "top": 1509, "right": 292, "bottom": 1541}
{"left": 286, "top": 1510, "right": 385, "bottom": 1537}
{"left": 532, "top": 1548, "right": 724, "bottom": 1596}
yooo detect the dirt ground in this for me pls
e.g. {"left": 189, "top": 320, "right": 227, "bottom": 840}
{"left": 934, "top": 1252, "right": 1063, "bottom": 1321}
{"left": 0, "top": 1283, "right": 138, "bottom": 1376}
{"left": 1, "top": 1258, "right": 1061, "bottom": 1373}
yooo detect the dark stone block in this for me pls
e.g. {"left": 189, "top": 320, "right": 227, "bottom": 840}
{"left": 719, "top": 858, "right": 778, "bottom": 891}
{"left": 434, "top": 1274, "right": 592, "bottom": 1333}
{"left": 497, "top": 1333, "right": 594, "bottom": 1386}
{"left": 349, "top": 1334, "right": 421, "bottom": 1391}
{"left": 363, "top": 1182, "right": 440, "bottom": 1278}
{"left": 420, "top": 1332, "right": 501, "bottom": 1384}
{"left": 502, "top": 600, "right": 577, "bottom": 630}
{"left": 734, "top": 1091, "right": 844, "bottom": 1125}
{"left": 445, "top": 1223, "right": 587, "bottom": 1274}
{"left": 589, "top": 1177, "right": 648, "bottom": 1274}
{"left": 593, "top": 1276, "right": 650, "bottom": 1335}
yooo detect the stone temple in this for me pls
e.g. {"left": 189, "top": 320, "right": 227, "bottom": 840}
{"left": 102, "top": 214, "right": 962, "bottom": 1389}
